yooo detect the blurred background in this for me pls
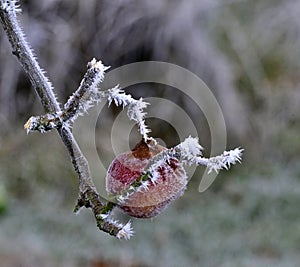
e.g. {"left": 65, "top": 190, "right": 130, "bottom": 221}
{"left": 1, "top": 0, "right": 300, "bottom": 266}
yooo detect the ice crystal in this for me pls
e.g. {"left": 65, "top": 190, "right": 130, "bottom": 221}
{"left": 116, "top": 221, "right": 134, "bottom": 240}
{"left": 0, "top": 0, "right": 21, "bottom": 13}
{"left": 105, "top": 86, "right": 151, "bottom": 140}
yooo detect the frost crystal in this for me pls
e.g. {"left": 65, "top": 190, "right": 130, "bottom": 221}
{"left": 64, "top": 59, "right": 110, "bottom": 122}
{"left": 116, "top": 221, "right": 134, "bottom": 240}
{"left": 99, "top": 213, "right": 109, "bottom": 220}
{"left": 196, "top": 147, "right": 244, "bottom": 173}
{"left": 105, "top": 86, "right": 151, "bottom": 140}
{"left": 0, "top": 0, "right": 21, "bottom": 13}
{"left": 222, "top": 147, "right": 243, "bottom": 166}
{"left": 176, "top": 136, "right": 203, "bottom": 162}
{"left": 138, "top": 137, "right": 243, "bottom": 178}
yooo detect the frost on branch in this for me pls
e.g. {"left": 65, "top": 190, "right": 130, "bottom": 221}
{"left": 109, "top": 136, "right": 243, "bottom": 206}
{"left": 0, "top": 0, "right": 21, "bottom": 13}
{"left": 112, "top": 137, "right": 243, "bottom": 203}
{"left": 116, "top": 220, "right": 134, "bottom": 240}
{"left": 24, "top": 112, "right": 63, "bottom": 133}
{"left": 64, "top": 58, "right": 110, "bottom": 122}
{"left": 104, "top": 86, "right": 151, "bottom": 140}
{"left": 134, "top": 136, "right": 244, "bottom": 175}
{"left": 201, "top": 147, "right": 244, "bottom": 173}
{"left": 173, "top": 137, "right": 243, "bottom": 173}
{"left": 24, "top": 59, "right": 110, "bottom": 132}
{"left": 24, "top": 59, "right": 152, "bottom": 141}
{"left": 176, "top": 136, "right": 203, "bottom": 162}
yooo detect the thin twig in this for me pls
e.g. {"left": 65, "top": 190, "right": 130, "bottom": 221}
{"left": 23, "top": 59, "right": 110, "bottom": 133}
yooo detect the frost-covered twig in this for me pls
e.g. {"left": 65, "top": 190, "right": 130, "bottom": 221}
{"left": 112, "top": 137, "right": 243, "bottom": 203}
{"left": 64, "top": 59, "right": 110, "bottom": 122}
{"left": 25, "top": 79, "right": 152, "bottom": 141}
{"left": 111, "top": 172, "right": 152, "bottom": 204}
{"left": 0, "top": 1, "right": 132, "bottom": 239}
{"left": 193, "top": 147, "right": 243, "bottom": 173}
{"left": 104, "top": 86, "right": 151, "bottom": 140}
{"left": 74, "top": 190, "right": 134, "bottom": 240}
{"left": 169, "top": 136, "right": 243, "bottom": 173}
{"left": 24, "top": 59, "right": 110, "bottom": 133}
{"left": 0, "top": 0, "right": 20, "bottom": 13}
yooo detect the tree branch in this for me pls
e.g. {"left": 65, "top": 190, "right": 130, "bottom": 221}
{"left": 0, "top": 0, "right": 133, "bottom": 239}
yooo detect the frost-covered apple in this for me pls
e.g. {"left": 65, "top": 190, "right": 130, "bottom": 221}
{"left": 106, "top": 140, "right": 188, "bottom": 218}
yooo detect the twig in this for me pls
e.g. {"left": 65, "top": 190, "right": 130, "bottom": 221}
{"left": 24, "top": 84, "right": 153, "bottom": 143}
{"left": 24, "top": 59, "right": 110, "bottom": 133}
{"left": 0, "top": 0, "right": 132, "bottom": 239}
{"left": 110, "top": 137, "right": 243, "bottom": 203}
